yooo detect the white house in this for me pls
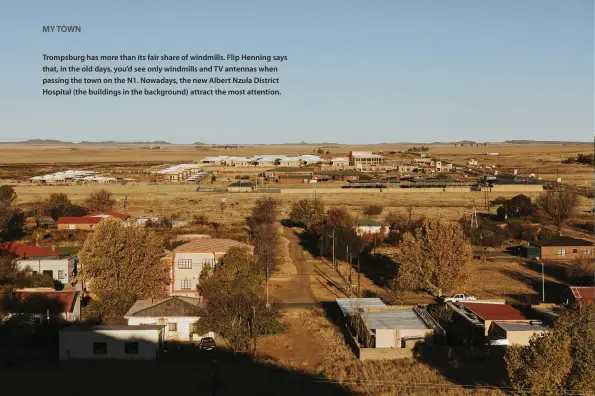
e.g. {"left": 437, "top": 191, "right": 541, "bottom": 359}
{"left": 0, "top": 242, "right": 76, "bottom": 284}
{"left": 171, "top": 238, "right": 253, "bottom": 296}
{"left": 2, "top": 290, "right": 81, "bottom": 324}
{"left": 330, "top": 158, "right": 349, "bottom": 168}
{"left": 59, "top": 325, "right": 164, "bottom": 361}
{"left": 124, "top": 296, "right": 214, "bottom": 342}
{"left": 355, "top": 219, "right": 385, "bottom": 236}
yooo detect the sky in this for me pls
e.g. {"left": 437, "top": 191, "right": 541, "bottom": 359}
{"left": 0, "top": 0, "right": 592, "bottom": 144}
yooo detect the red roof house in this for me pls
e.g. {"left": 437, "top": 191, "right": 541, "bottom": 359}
{"left": 0, "top": 242, "right": 59, "bottom": 259}
{"left": 567, "top": 286, "right": 594, "bottom": 304}
{"left": 462, "top": 302, "right": 528, "bottom": 322}
{"left": 2, "top": 290, "right": 81, "bottom": 322}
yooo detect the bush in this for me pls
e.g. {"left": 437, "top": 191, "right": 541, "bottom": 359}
{"left": 363, "top": 205, "right": 383, "bottom": 216}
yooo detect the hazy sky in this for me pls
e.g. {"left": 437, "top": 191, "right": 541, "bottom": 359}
{"left": 0, "top": 0, "right": 592, "bottom": 144}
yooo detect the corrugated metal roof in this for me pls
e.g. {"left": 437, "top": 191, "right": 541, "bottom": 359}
{"left": 0, "top": 242, "right": 60, "bottom": 258}
{"left": 494, "top": 321, "right": 548, "bottom": 332}
{"left": 570, "top": 286, "right": 594, "bottom": 301}
{"left": 361, "top": 309, "right": 430, "bottom": 331}
{"left": 462, "top": 302, "right": 528, "bottom": 321}
{"left": 336, "top": 298, "right": 385, "bottom": 316}
{"left": 124, "top": 296, "right": 204, "bottom": 317}
{"left": 174, "top": 238, "right": 253, "bottom": 253}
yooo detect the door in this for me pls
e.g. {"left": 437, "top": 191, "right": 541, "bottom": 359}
{"left": 43, "top": 270, "right": 53, "bottom": 278}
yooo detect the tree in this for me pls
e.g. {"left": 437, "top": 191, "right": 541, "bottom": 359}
{"left": 82, "top": 293, "right": 136, "bottom": 325}
{"left": 78, "top": 218, "right": 169, "bottom": 299}
{"left": 84, "top": 189, "right": 115, "bottom": 212}
{"left": 252, "top": 224, "right": 283, "bottom": 276}
{"left": 29, "top": 198, "right": 48, "bottom": 228}
{"left": 363, "top": 205, "right": 383, "bottom": 216}
{"left": 505, "top": 303, "right": 595, "bottom": 394}
{"left": 395, "top": 218, "right": 472, "bottom": 297}
{"left": 325, "top": 207, "right": 356, "bottom": 228}
{"left": 44, "top": 193, "right": 87, "bottom": 220}
{"left": 503, "top": 194, "right": 536, "bottom": 218}
{"left": 247, "top": 197, "right": 278, "bottom": 231}
{"left": 196, "top": 247, "right": 282, "bottom": 352}
{"left": 537, "top": 187, "right": 579, "bottom": 233}
{"left": 0, "top": 185, "right": 17, "bottom": 237}
{"left": 288, "top": 198, "right": 325, "bottom": 229}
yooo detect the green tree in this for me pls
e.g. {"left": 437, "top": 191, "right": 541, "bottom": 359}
{"left": 288, "top": 198, "right": 325, "bottom": 229}
{"left": 196, "top": 247, "right": 282, "bottom": 352}
{"left": 247, "top": 197, "right": 278, "bottom": 231}
{"left": 503, "top": 194, "right": 536, "bottom": 218}
{"left": 505, "top": 303, "right": 595, "bottom": 394}
{"left": 78, "top": 218, "right": 169, "bottom": 299}
{"left": 84, "top": 189, "right": 116, "bottom": 212}
{"left": 0, "top": 185, "right": 17, "bottom": 238}
{"left": 395, "top": 218, "right": 472, "bottom": 297}
{"left": 44, "top": 193, "right": 87, "bottom": 220}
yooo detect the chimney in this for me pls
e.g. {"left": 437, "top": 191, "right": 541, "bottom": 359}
{"left": 149, "top": 297, "right": 153, "bottom": 304}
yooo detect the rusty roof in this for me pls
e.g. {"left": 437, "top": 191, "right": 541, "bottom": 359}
{"left": 570, "top": 286, "right": 594, "bottom": 301}
{"left": 3, "top": 291, "right": 78, "bottom": 314}
{"left": 173, "top": 238, "right": 253, "bottom": 253}
{"left": 57, "top": 216, "right": 103, "bottom": 225}
{"left": 462, "top": 302, "right": 528, "bottom": 321}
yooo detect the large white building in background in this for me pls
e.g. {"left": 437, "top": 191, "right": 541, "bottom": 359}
{"left": 199, "top": 154, "right": 322, "bottom": 167}
{"left": 59, "top": 325, "right": 164, "bottom": 361}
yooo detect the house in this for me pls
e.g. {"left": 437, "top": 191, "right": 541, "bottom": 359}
{"left": 0, "top": 242, "right": 76, "bottom": 284}
{"left": 57, "top": 216, "right": 103, "bottom": 230}
{"left": 355, "top": 219, "right": 385, "bottom": 236}
{"left": 449, "top": 301, "right": 531, "bottom": 344}
{"left": 277, "top": 157, "right": 301, "bottom": 167}
{"left": 531, "top": 236, "right": 594, "bottom": 260}
{"left": 57, "top": 211, "right": 130, "bottom": 230}
{"left": 349, "top": 151, "right": 386, "bottom": 168}
{"left": 564, "top": 286, "right": 594, "bottom": 306}
{"left": 136, "top": 216, "right": 160, "bottom": 226}
{"left": 489, "top": 321, "right": 548, "bottom": 346}
{"left": 124, "top": 296, "right": 213, "bottom": 342}
{"left": 228, "top": 181, "right": 255, "bottom": 192}
{"left": 336, "top": 298, "right": 386, "bottom": 318}
{"left": 1, "top": 290, "right": 81, "bottom": 324}
{"left": 59, "top": 325, "right": 165, "bottom": 361}
{"left": 355, "top": 307, "right": 435, "bottom": 348}
{"left": 171, "top": 238, "right": 253, "bottom": 296}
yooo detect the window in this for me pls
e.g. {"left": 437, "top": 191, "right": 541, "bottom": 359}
{"left": 124, "top": 342, "right": 139, "bottom": 354}
{"left": 168, "top": 322, "right": 178, "bottom": 332}
{"left": 57, "top": 270, "right": 65, "bottom": 280}
{"left": 202, "top": 259, "right": 216, "bottom": 266}
{"left": 178, "top": 259, "right": 192, "bottom": 269}
{"left": 573, "top": 249, "right": 578, "bottom": 253}
{"left": 558, "top": 249, "right": 566, "bottom": 257}
{"left": 181, "top": 278, "right": 192, "bottom": 290}
{"left": 93, "top": 342, "right": 108, "bottom": 355}
{"left": 68, "top": 224, "right": 76, "bottom": 230}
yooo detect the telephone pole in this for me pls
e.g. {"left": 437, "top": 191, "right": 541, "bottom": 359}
{"left": 332, "top": 228, "right": 336, "bottom": 269}
{"left": 357, "top": 259, "right": 361, "bottom": 297}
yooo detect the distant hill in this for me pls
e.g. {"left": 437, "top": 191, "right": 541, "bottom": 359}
{"left": 3, "top": 140, "right": 172, "bottom": 145}
{"left": 504, "top": 140, "right": 590, "bottom": 144}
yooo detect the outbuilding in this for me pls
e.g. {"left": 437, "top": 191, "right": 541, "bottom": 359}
{"left": 59, "top": 325, "right": 165, "bottom": 360}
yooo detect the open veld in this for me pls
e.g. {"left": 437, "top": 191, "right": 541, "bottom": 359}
{"left": 1, "top": 141, "right": 593, "bottom": 395}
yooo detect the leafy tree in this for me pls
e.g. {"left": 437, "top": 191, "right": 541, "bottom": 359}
{"left": 505, "top": 303, "right": 595, "bottom": 394}
{"left": 319, "top": 223, "right": 364, "bottom": 261}
{"left": 395, "top": 218, "right": 472, "bottom": 297}
{"left": 0, "top": 185, "right": 17, "bottom": 238}
{"left": 84, "top": 189, "right": 116, "bottom": 212}
{"left": 196, "top": 247, "right": 282, "bottom": 352}
{"left": 81, "top": 293, "right": 136, "bottom": 325}
{"left": 44, "top": 193, "right": 87, "bottom": 220}
{"left": 78, "top": 218, "right": 169, "bottom": 299}
{"left": 325, "top": 207, "right": 356, "bottom": 228}
{"left": 537, "top": 187, "right": 579, "bottom": 233}
{"left": 288, "top": 198, "right": 325, "bottom": 229}
{"left": 502, "top": 194, "right": 536, "bottom": 218}
{"left": 247, "top": 197, "right": 278, "bottom": 231}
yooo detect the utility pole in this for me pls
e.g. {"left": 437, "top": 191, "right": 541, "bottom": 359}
{"left": 539, "top": 257, "right": 545, "bottom": 302}
{"left": 266, "top": 261, "right": 270, "bottom": 308}
{"left": 357, "top": 259, "right": 361, "bottom": 297}
{"left": 332, "top": 228, "right": 336, "bottom": 269}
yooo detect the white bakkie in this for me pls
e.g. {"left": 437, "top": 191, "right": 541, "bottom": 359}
{"left": 443, "top": 294, "right": 477, "bottom": 302}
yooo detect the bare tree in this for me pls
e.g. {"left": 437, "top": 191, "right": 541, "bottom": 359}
{"left": 395, "top": 218, "right": 472, "bottom": 297}
{"left": 537, "top": 187, "right": 579, "bottom": 234}
{"left": 84, "top": 189, "right": 116, "bottom": 212}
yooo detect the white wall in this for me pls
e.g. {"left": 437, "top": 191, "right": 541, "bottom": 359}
{"left": 356, "top": 226, "right": 382, "bottom": 236}
{"left": 59, "top": 328, "right": 162, "bottom": 360}
{"left": 127, "top": 316, "right": 214, "bottom": 342}
{"left": 375, "top": 329, "right": 396, "bottom": 348}
{"left": 16, "top": 257, "right": 75, "bottom": 284}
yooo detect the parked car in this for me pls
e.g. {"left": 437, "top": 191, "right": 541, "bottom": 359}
{"left": 198, "top": 337, "right": 216, "bottom": 351}
{"left": 443, "top": 294, "right": 477, "bottom": 303}
{"left": 486, "top": 337, "right": 510, "bottom": 346}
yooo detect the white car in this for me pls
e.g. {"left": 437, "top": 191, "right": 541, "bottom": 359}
{"left": 443, "top": 294, "right": 477, "bottom": 303}
{"left": 486, "top": 337, "right": 510, "bottom": 346}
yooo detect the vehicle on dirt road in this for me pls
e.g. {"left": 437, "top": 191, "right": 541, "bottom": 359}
{"left": 443, "top": 294, "right": 477, "bottom": 303}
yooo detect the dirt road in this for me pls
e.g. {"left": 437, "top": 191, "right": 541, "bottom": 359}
{"left": 269, "top": 227, "right": 349, "bottom": 306}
